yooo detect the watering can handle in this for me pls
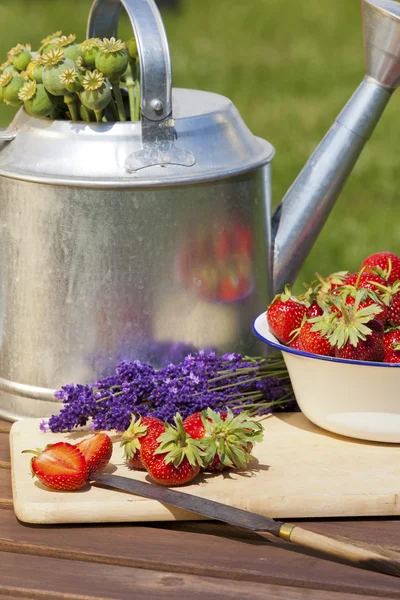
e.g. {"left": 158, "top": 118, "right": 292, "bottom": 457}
{"left": 87, "top": 0, "right": 195, "bottom": 171}
{"left": 87, "top": 0, "right": 172, "bottom": 124}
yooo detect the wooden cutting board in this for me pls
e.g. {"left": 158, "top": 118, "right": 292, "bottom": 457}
{"left": 10, "top": 412, "right": 400, "bottom": 524}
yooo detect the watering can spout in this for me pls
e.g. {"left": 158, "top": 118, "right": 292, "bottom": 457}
{"left": 271, "top": 0, "right": 400, "bottom": 295}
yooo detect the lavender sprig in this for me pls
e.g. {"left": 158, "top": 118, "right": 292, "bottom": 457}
{"left": 41, "top": 350, "right": 297, "bottom": 433}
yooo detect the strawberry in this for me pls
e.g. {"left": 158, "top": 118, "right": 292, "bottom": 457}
{"left": 121, "top": 415, "right": 165, "bottom": 470}
{"left": 330, "top": 289, "right": 387, "bottom": 325}
{"left": 307, "top": 302, "right": 323, "bottom": 318}
{"left": 22, "top": 442, "right": 88, "bottom": 491}
{"left": 183, "top": 408, "right": 263, "bottom": 472}
{"left": 140, "top": 414, "right": 205, "bottom": 486}
{"left": 361, "top": 251, "right": 400, "bottom": 285}
{"left": 289, "top": 336, "right": 302, "bottom": 350}
{"left": 298, "top": 320, "right": 334, "bottom": 356}
{"left": 267, "top": 285, "right": 306, "bottom": 344}
{"left": 311, "top": 291, "right": 385, "bottom": 362}
{"left": 76, "top": 432, "right": 113, "bottom": 477}
{"left": 334, "top": 318, "right": 384, "bottom": 362}
{"left": 383, "top": 329, "right": 400, "bottom": 363}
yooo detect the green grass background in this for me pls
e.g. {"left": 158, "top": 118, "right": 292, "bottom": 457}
{"left": 0, "top": 0, "right": 399, "bottom": 291}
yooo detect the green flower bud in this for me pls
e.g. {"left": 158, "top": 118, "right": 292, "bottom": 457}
{"left": 41, "top": 48, "right": 75, "bottom": 96}
{"left": 59, "top": 67, "right": 82, "bottom": 93}
{"left": 128, "top": 36, "right": 138, "bottom": 60}
{"left": 0, "top": 86, "right": 3, "bottom": 102}
{"left": 12, "top": 50, "right": 32, "bottom": 72}
{"left": 79, "top": 38, "right": 101, "bottom": 68}
{"left": 95, "top": 38, "right": 128, "bottom": 83}
{"left": 18, "top": 79, "right": 57, "bottom": 118}
{"left": 80, "top": 69, "right": 111, "bottom": 111}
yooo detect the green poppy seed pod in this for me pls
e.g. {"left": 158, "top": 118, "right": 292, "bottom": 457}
{"left": 95, "top": 38, "right": 128, "bottom": 83}
{"left": 12, "top": 50, "right": 32, "bottom": 72}
{"left": 128, "top": 36, "right": 138, "bottom": 60}
{"left": 41, "top": 49, "right": 75, "bottom": 96}
{"left": 80, "top": 69, "right": 111, "bottom": 111}
{"left": 62, "top": 44, "right": 81, "bottom": 62}
{"left": 79, "top": 38, "right": 101, "bottom": 68}
{"left": 32, "top": 63, "right": 44, "bottom": 83}
{"left": 39, "top": 31, "right": 62, "bottom": 53}
{"left": 56, "top": 35, "right": 81, "bottom": 62}
{"left": 59, "top": 67, "right": 82, "bottom": 93}
{"left": 0, "top": 86, "right": 3, "bottom": 102}
{"left": 18, "top": 80, "right": 57, "bottom": 118}
{"left": 3, "top": 75, "right": 25, "bottom": 106}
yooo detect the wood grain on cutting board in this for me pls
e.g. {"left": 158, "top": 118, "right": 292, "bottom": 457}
{"left": 9, "top": 412, "right": 400, "bottom": 524}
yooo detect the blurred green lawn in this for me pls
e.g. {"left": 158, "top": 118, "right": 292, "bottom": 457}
{"left": 0, "top": 0, "right": 399, "bottom": 291}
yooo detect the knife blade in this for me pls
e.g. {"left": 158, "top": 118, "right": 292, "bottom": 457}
{"left": 91, "top": 472, "right": 282, "bottom": 535}
{"left": 91, "top": 472, "right": 400, "bottom": 578}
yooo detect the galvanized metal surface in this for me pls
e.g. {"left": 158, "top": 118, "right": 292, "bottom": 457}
{"left": 363, "top": 0, "right": 400, "bottom": 89}
{"left": 0, "top": 90, "right": 274, "bottom": 186}
{"left": 0, "top": 171, "right": 271, "bottom": 419}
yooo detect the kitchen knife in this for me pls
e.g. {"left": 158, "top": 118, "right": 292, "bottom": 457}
{"left": 92, "top": 473, "right": 400, "bottom": 578}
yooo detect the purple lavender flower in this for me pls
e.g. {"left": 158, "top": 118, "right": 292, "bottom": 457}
{"left": 42, "top": 350, "right": 296, "bottom": 433}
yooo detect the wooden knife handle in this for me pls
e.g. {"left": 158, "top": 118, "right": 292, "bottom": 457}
{"left": 278, "top": 524, "right": 400, "bottom": 577}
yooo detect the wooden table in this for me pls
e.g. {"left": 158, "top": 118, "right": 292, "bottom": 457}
{"left": 1, "top": 418, "right": 400, "bottom": 599}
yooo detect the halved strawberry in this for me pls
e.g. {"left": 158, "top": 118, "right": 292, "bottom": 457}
{"left": 76, "top": 432, "right": 113, "bottom": 477}
{"left": 183, "top": 408, "right": 263, "bottom": 472}
{"left": 121, "top": 415, "right": 165, "bottom": 470}
{"left": 23, "top": 442, "right": 88, "bottom": 491}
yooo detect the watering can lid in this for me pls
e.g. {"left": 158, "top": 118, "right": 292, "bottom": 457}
{"left": 0, "top": 88, "right": 274, "bottom": 188}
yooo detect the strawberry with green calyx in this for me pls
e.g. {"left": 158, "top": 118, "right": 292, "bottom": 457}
{"left": 95, "top": 37, "right": 128, "bottom": 122}
{"left": 367, "top": 280, "right": 400, "bottom": 327}
{"left": 361, "top": 251, "right": 400, "bottom": 285}
{"left": 266, "top": 285, "right": 307, "bottom": 344}
{"left": 120, "top": 414, "right": 165, "bottom": 470}
{"left": 22, "top": 442, "right": 88, "bottom": 490}
{"left": 314, "top": 270, "right": 349, "bottom": 299}
{"left": 298, "top": 319, "right": 334, "bottom": 356}
{"left": 141, "top": 414, "right": 205, "bottom": 486}
{"left": 383, "top": 328, "right": 400, "bottom": 363}
{"left": 183, "top": 408, "right": 263, "bottom": 472}
{"left": 330, "top": 286, "right": 388, "bottom": 325}
{"left": 342, "top": 270, "right": 387, "bottom": 295}
{"left": 312, "top": 291, "right": 384, "bottom": 361}
{"left": 76, "top": 432, "right": 113, "bottom": 477}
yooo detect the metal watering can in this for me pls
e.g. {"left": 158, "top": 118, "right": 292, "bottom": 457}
{"left": 0, "top": 0, "right": 399, "bottom": 420}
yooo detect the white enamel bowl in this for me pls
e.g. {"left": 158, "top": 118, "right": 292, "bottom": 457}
{"left": 253, "top": 312, "right": 400, "bottom": 443}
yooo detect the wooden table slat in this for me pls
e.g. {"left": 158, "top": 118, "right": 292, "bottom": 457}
{"left": 1, "top": 510, "right": 400, "bottom": 597}
{"left": 0, "top": 432, "right": 11, "bottom": 463}
{"left": 5, "top": 549, "right": 392, "bottom": 600}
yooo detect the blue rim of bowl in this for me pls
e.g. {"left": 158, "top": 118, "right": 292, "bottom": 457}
{"left": 252, "top": 312, "right": 400, "bottom": 368}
